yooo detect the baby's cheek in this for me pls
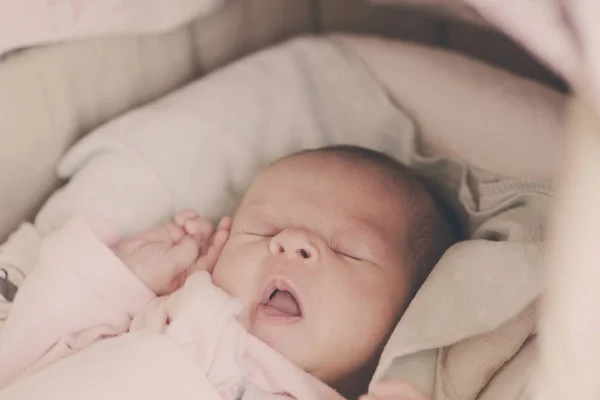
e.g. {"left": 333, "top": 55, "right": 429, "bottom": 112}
{"left": 328, "top": 286, "right": 393, "bottom": 354}
{"left": 210, "top": 256, "right": 234, "bottom": 291}
{"left": 211, "top": 258, "right": 255, "bottom": 329}
{"left": 211, "top": 252, "right": 250, "bottom": 297}
{"left": 349, "top": 285, "right": 402, "bottom": 344}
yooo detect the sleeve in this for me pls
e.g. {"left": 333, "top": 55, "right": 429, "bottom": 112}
{"left": 0, "top": 217, "right": 155, "bottom": 388}
{"left": 143, "top": 271, "right": 243, "bottom": 374}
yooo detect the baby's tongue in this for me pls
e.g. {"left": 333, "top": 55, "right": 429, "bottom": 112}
{"left": 266, "top": 291, "right": 300, "bottom": 317}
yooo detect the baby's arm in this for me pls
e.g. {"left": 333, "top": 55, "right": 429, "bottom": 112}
{"left": 0, "top": 217, "right": 155, "bottom": 388}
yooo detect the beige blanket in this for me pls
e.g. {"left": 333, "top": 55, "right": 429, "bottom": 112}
{"left": 372, "top": 171, "right": 550, "bottom": 400}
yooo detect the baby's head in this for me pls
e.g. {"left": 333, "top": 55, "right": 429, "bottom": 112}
{"left": 212, "top": 145, "right": 458, "bottom": 396}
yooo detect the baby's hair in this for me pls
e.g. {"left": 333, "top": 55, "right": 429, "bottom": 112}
{"left": 293, "top": 145, "right": 461, "bottom": 296}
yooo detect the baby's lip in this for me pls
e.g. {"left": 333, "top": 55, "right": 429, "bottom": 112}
{"left": 256, "top": 276, "right": 304, "bottom": 322}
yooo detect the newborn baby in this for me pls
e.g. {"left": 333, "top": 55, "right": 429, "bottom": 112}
{"left": 0, "top": 145, "right": 458, "bottom": 400}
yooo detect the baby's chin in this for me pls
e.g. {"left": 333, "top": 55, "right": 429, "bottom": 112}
{"left": 246, "top": 312, "right": 308, "bottom": 358}
{"left": 246, "top": 310, "right": 304, "bottom": 343}
{"left": 246, "top": 315, "right": 368, "bottom": 396}
{"left": 233, "top": 291, "right": 316, "bottom": 368}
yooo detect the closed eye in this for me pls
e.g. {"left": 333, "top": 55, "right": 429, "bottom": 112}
{"left": 245, "top": 232, "right": 275, "bottom": 238}
{"left": 334, "top": 250, "right": 362, "bottom": 261}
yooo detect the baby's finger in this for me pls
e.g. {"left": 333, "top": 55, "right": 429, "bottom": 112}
{"left": 174, "top": 209, "right": 200, "bottom": 226}
{"left": 163, "top": 236, "right": 199, "bottom": 277}
{"left": 184, "top": 218, "right": 213, "bottom": 237}
{"left": 195, "top": 245, "right": 220, "bottom": 274}
{"left": 211, "top": 228, "right": 230, "bottom": 252}
{"left": 206, "top": 230, "right": 229, "bottom": 269}
{"left": 197, "top": 238, "right": 211, "bottom": 257}
{"left": 203, "top": 229, "right": 229, "bottom": 260}
{"left": 217, "top": 216, "right": 233, "bottom": 231}
{"left": 164, "top": 222, "right": 187, "bottom": 243}
{"left": 128, "top": 223, "right": 184, "bottom": 246}
{"left": 168, "top": 271, "right": 188, "bottom": 294}
{"left": 194, "top": 229, "right": 229, "bottom": 273}
{"left": 204, "top": 216, "right": 232, "bottom": 250}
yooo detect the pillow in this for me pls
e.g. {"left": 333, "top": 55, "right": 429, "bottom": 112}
{"left": 34, "top": 35, "right": 416, "bottom": 236}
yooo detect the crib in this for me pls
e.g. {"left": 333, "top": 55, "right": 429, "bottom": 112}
{"left": 0, "top": 1, "right": 597, "bottom": 399}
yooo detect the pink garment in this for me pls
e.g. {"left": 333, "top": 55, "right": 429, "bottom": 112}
{"left": 0, "top": 218, "right": 342, "bottom": 400}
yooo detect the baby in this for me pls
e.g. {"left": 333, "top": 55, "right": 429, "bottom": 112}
{"left": 0, "top": 145, "right": 458, "bottom": 400}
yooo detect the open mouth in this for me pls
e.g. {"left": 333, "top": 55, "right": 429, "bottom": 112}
{"left": 260, "top": 283, "right": 302, "bottom": 319}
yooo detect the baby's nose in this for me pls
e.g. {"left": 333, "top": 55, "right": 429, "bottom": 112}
{"left": 269, "top": 228, "right": 319, "bottom": 263}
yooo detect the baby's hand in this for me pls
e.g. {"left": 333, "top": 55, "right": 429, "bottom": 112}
{"left": 360, "top": 381, "right": 430, "bottom": 400}
{"left": 116, "top": 209, "right": 232, "bottom": 295}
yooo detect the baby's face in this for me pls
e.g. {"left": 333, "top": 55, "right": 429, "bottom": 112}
{"left": 212, "top": 154, "right": 411, "bottom": 387}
